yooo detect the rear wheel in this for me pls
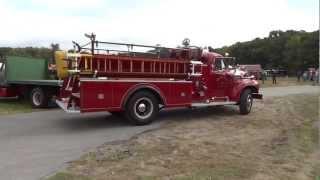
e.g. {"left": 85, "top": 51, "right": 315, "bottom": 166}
{"left": 125, "top": 91, "right": 159, "bottom": 126}
{"left": 239, "top": 89, "right": 253, "bottom": 115}
{"left": 30, "top": 87, "right": 49, "bottom": 108}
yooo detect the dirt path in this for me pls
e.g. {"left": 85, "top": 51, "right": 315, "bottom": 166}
{"left": 52, "top": 90, "right": 319, "bottom": 180}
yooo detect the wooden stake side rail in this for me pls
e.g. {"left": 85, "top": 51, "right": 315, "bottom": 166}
{"left": 77, "top": 54, "right": 191, "bottom": 78}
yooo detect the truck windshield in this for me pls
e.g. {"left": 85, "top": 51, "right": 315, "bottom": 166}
{"left": 214, "top": 58, "right": 225, "bottom": 71}
{"left": 216, "top": 57, "right": 236, "bottom": 69}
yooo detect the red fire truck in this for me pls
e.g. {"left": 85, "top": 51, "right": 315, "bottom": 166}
{"left": 56, "top": 34, "right": 262, "bottom": 125}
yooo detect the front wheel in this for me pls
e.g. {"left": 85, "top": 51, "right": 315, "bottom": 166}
{"left": 239, "top": 89, "right": 253, "bottom": 115}
{"left": 125, "top": 91, "right": 159, "bottom": 126}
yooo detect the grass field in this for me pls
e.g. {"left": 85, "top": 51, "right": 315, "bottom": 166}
{"left": 259, "top": 77, "right": 315, "bottom": 88}
{"left": 47, "top": 94, "right": 319, "bottom": 180}
{"left": 0, "top": 98, "right": 33, "bottom": 115}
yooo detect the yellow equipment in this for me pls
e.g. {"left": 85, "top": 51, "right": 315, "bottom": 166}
{"left": 54, "top": 51, "right": 68, "bottom": 79}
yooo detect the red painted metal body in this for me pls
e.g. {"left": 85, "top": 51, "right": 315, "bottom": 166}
{"left": 56, "top": 36, "right": 262, "bottom": 115}
{"left": 78, "top": 79, "right": 192, "bottom": 113}
{"left": 57, "top": 50, "right": 261, "bottom": 113}
{"left": 0, "top": 87, "right": 18, "bottom": 97}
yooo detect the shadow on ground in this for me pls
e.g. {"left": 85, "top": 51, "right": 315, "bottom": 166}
{"left": 59, "top": 105, "right": 240, "bottom": 132}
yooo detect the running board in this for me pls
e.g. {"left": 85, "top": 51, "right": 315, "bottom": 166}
{"left": 191, "top": 101, "right": 237, "bottom": 108}
{"left": 56, "top": 99, "right": 80, "bottom": 113}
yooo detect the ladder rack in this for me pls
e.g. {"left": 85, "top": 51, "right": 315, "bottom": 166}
{"left": 66, "top": 54, "right": 191, "bottom": 78}
{"left": 66, "top": 34, "right": 203, "bottom": 78}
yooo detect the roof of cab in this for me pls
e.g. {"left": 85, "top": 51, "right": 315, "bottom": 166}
{"left": 201, "top": 51, "right": 223, "bottom": 62}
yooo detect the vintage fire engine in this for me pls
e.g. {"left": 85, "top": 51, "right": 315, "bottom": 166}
{"left": 55, "top": 34, "right": 262, "bottom": 125}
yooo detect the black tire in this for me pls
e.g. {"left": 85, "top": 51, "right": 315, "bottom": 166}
{"left": 30, "top": 87, "right": 49, "bottom": 108}
{"left": 239, "top": 89, "right": 253, "bottom": 115}
{"left": 125, "top": 91, "right": 159, "bottom": 126}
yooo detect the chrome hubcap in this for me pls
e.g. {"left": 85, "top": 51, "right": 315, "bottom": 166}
{"left": 138, "top": 103, "right": 147, "bottom": 113}
{"left": 33, "top": 92, "right": 42, "bottom": 106}
{"left": 134, "top": 97, "right": 153, "bottom": 120}
{"left": 247, "top": 94, "right": 252, "bottom": 110}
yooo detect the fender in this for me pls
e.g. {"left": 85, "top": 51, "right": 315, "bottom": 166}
{"left": 120, "top": 83, "right": 167, "bottom": 109}
{"left": 230, "top": 79, "right": 260, "bottom": 101}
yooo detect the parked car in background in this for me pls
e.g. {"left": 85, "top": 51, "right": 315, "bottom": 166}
{"left": 264, "top": 69, "right": 288, "bottom": 77}
{"left": 239, "top": 64, "right": 262, "bottom": 80}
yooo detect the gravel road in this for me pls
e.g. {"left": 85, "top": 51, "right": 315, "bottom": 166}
{"left": 0, "top": 85, "right": 318, "bottom": 180}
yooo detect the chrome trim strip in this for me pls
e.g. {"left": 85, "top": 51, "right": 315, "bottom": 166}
{"left": 191, "top": 101, "right": 237, "bottom": 107}
{"left": 80, "top": 78, "right": 193, "bottom": 83}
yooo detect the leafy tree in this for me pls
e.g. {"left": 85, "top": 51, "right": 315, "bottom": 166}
{"left": 0, "top": 43, "right": 60, "bottom": 62}
{"left": 214, "top": 30, "right": 319, "bottom": 75}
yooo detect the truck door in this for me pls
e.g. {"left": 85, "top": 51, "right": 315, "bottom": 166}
{"left": 208, "top": 58, "right": 230, "bottom": 99}
{"left": 0, "top": 61, "right": 5, "bottom": 86}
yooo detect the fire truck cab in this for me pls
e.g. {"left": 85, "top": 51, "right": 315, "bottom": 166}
{"left": 56, "top": 34, "right": 262, "bottom": 125}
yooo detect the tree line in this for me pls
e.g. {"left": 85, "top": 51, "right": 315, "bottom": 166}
{"left": 0, "top": 44, "right": 59, "bottom": 64}
{"left": 213, "top": 30, "right": 319, "bottom": 74}
{"left": 0, "top": 30, "right": 318, "bottom": 74}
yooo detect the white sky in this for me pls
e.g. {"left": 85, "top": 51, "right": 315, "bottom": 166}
{"left": 0, "top": 0, "right": 318, "bottom": 49}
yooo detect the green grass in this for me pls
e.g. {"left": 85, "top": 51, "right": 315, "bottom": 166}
{"left": 0, "top": 98, "right": 33, "bottom": 115}
{"left": 46, "top": 172, "right": 91, "bottom": 180}
{"left": 294, "top": 121, "right": 319, "bottom": 153}
{"left": 259, "top": 77, "right": 313, "bottom": 88}
{"left": 312, "top": 166, "right": 320, "bottom": 180}
{"left": 174, "top": 164, "right": 255, "bottom": 180}
{"left": 137, "top": 165, "right": 254, "bottom": 180}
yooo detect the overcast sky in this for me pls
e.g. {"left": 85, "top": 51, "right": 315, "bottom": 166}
{"left": 0, "top": 0, "right": 318, "bottom": 49}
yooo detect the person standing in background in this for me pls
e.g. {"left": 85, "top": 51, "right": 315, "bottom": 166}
{"left": 272, "top": 69, "right": 277, "bottom": 84}
{"left": 311, "top": 70, "right": 315, "bottom": 81}
{"left": 261, "top": 71, "right": 265, "bottom": 84}
{"left": 297, "top": 69, "right": 302, "bottom": 82}
{"left": 302, "top": 71, "right": 308, "bottom": 81}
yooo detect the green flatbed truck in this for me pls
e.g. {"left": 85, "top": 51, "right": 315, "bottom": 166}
{"left": 0, "top": 56, "right": 62, "bottom": 108}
